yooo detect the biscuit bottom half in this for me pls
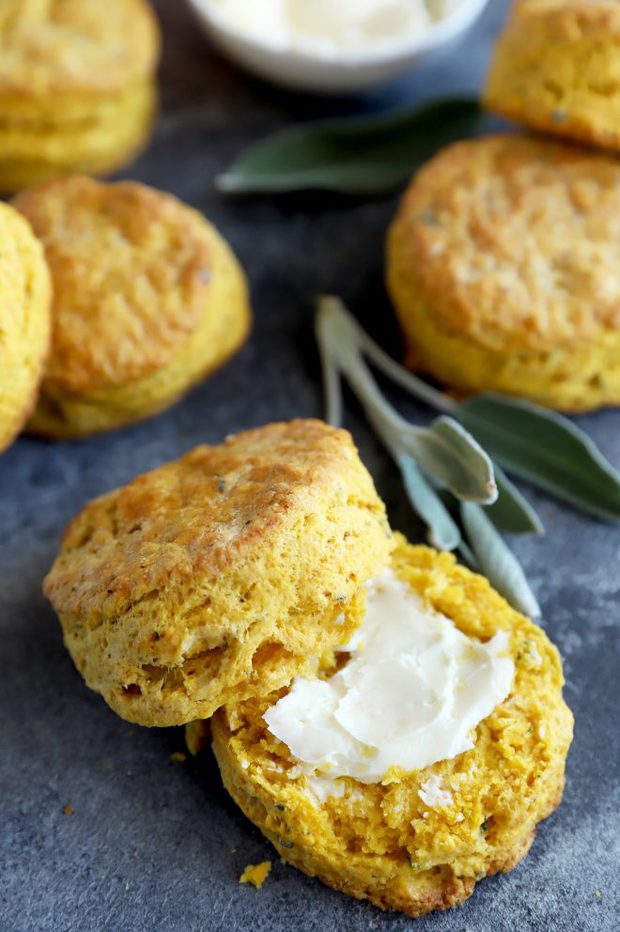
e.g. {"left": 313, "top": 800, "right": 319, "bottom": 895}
{"left": 206, "top": 539, "right": 574, "bottom": 918}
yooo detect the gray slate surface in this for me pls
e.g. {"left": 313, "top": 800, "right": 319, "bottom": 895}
{"left": 1, "top": 2, "right": 619, "bottom": 930}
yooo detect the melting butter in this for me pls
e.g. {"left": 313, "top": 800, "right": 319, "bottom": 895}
{"left": 264, "top": 569, "right": 514, "bottom": 784}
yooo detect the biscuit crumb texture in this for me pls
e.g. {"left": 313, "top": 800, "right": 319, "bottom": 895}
{"left": 485, "top": 0, "right": 620, "bottom": 152}
{"left": 239, "top": 862, "right": 272, "bottom": 889}
{"left": 387, "top": 134, "right": 620, "bottom": 411}
{"left": 44, "top": 420, "right": 392, "bottom": 726}
{"left": 212, "top": 536, "right": 573, "bottom": 918}
{"left": 0, "top": 201, "right": 51, "bottom": 452}
{"left": 14, "top": 176, "right": 251, "bottom": 437}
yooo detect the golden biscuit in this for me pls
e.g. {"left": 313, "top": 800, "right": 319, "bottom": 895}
{"left": 485, "top": 1, "right": 620, "bottom": 152}
{"left": 44, "top": 420, "right": 393, "bottom": 727}
{"left": 210, "top": 537, "right": 573, "bottom": 918}
{"left": 387, "top": 134, "right": 620, "bottom": 412}
{"left": 0, "top": 201, "right": 51, "bottom": 453}
{"left": 0, "top": 79, "right": 156, "bottom": 191}
{"left": 13, "top": 176, "right": 251, "bottom": 436}
{"left": 0, "top": 0, "right": 160, "bottom": 189}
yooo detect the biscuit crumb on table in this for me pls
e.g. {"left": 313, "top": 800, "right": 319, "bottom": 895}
{"left": 169, "top": 752, "right": 187, "bottom": 764}
{"left": 239, "top": 862, "right": 272, "bottom": 889}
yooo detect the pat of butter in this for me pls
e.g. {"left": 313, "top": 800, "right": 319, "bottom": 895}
{"left": 264, "top": 570, "right": 514, "bottom": 784}
{"left": 204, "top": 0, "right": 460, "bottom": 54}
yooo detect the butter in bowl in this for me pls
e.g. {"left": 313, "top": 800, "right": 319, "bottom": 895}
{"left": 187, "top": 0, "right": 491, "bottom": 93}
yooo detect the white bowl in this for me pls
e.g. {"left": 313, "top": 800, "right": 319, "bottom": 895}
{"left": 187, "top": 0, "right": 491, "bottom": 94}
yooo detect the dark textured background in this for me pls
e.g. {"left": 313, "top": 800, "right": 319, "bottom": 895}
{"left": 1, "top": 2, "right": 618, "bottom": 930}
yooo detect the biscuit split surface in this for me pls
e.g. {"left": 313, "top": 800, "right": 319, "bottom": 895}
{"left": 210, "top": 537, "right": 573, "bottom": 918}
{"left": 387, "top": 133, "right": 620, "bottom": 411}
{"left": 13, "top": 175, "right": 252, "bottom": 437}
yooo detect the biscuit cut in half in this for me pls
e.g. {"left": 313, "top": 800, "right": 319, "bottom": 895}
{"left": 209, "top": 537, "right": 574, "bottom": 918}
{"left": 13, "top": 176, "right": 252, "bottom": 437}
{"left": 44, "top": 420, "right": 393, "bottom": 727}
{"left": 0, "top": 0, "right": 160, "bottom": 189}
{"left": 387, "top": 134, "right": 620, "bottom": 412}
{"left": 485, "top": 1, "right": 620, "bottom": 152}
{"left": 0, "top": 201, "right": 51, "bottom": 453}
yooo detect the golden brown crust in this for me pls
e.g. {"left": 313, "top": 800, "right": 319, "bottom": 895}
{"left": 13, "top": 175, "right": 251, "bottom": 436}
{"left": 0, "top": 0, "right": 160, "bottom": 98}
{"left": 210, "top": 538, "right": 573, "bottom": 918}
{"left": 0, "top": 201, "right": 52, "bottom": 452}
{"left": 390, "top": 134, "right": 620, "bottom": 353}
{"left": 44, "top": 420, "right": 393, "bottom": 726}
{"left": 14, "top": 176, "right": 214, "bottom": 392}
{"left": 387, "top": 134, "right": 620, "bottom": 409}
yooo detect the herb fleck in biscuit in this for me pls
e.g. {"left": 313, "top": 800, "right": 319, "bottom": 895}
{"left": 0, "top": 0, "right": 160, "bottom": 189}
{"left": 210, "top": 537, "right": 573, "bottom": 918}
{"left": 485, "top": 0, "right": 620, "bottom": 152}
{"left": 44, "top": 421, "right": 393, "bottom": 727}
{"left": 0, "top": 202, "right": 51, "bottom": 453}
{"left": 14, "top": 176, "right": 251, "bottom": 437}
{"left": 387, "top": 134, "right": 620, "bottom": 412}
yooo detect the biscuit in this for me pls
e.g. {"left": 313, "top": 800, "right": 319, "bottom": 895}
{"left": 0, "top": 79, "right": 156, "bottom": 191}
{"left": 43, "top": 420, "right": 393, "bottom": 726}
{"left": 485, "top": 1, "right": 620, "bottom": 152}
{"left": 210, "top": 537, "right": 574, "bottom": 918}
{"left": 0, "top": 0, "right": 160, "bottom": 189}
{"left": 386, "top": 134, "right": 620, "bottom": 411}
{"left": 13, "top": 176, "right": 251, "bottom": 437}
{"left": 0, "top": 201, "right": 51, "bottom": 453}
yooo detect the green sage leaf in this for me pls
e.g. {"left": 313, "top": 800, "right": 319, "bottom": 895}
{"left": 487, "top": 468, "right": 545, "bottom": 536}
{"left": 397, "top": 455, "right": 461, "bottom": 551}
{"left": 457, "top": 393, "right": 620, "bottom": 522}
{"left": 217, "top": 97, "right": 488, "bottom": 196}
{"left": 460, "top": 503, "right": 541, "bottom": 619}
{"left": 428, "top": 417, "right": 497, "bottom": 504}
{"left": 317, "top": 298, "right": 496, "bottom": 505}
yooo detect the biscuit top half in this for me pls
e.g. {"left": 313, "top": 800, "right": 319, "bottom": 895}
{"left": 13, "top": 176, "right": 225, "bottom": 395}
{"left": 0, "top": 0, "right": 160, "bottom": 97}
{"left": 392, "top": 134, "right": 620, "bottom": 354}
{"left": 44, "top": 420, "right": 393, "bottom": 726}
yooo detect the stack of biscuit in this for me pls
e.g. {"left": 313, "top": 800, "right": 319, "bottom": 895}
{"left": 0, "top": 0, "right": 160, "bottom": 192}
{"left": 43, "top": 420, "right": 574, "bottom": 918}
{"left": 386, "top": 0, "right": 620, "bottom": 412}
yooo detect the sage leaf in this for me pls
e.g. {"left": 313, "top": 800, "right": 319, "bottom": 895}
{"left": 457, "top": 393, "right": 620, "bottom": 522}
{"left": 487, "top": 468, "right": 545, "bottom": 536}
{"left": 218, "top": 97, "right": 488, "bottom": 196}
{"left": 428, "top": 418, "right": 497, "bottom": 504}
{"left": 460, "top": 503, "right": 541, "bottom": 619}
{"left": 397, "top": 455, "right": 461, "bottom": 551}
{"left": 317, "top": 297, "right": 496, "bottom": 503}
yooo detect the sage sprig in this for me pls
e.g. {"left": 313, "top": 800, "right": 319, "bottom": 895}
{"left": 217, "top": 97, "right": 491, "bottom": 196}
{"left": 317, "top": 296, "right": 541, "bottom": 617}
{"left": 317, "top": 296, "right": 620, "bottom": 617}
